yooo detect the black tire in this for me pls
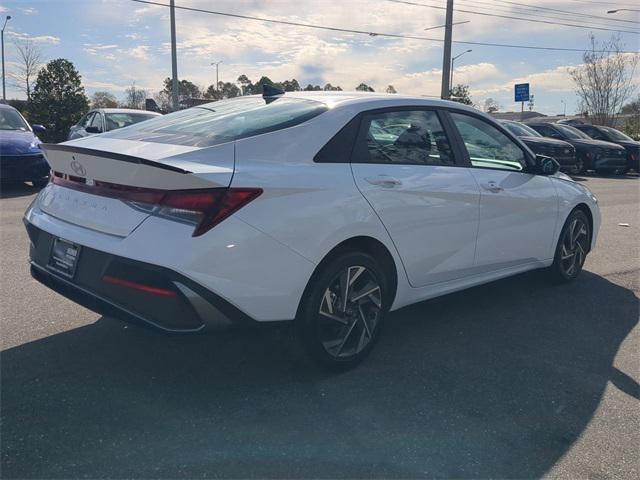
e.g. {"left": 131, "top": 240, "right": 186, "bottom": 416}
{"left": 295, "top": 251, "right": 388, "bottom": 370}
{"left": 549, "top": 209, "right": 591, "bottom": 283}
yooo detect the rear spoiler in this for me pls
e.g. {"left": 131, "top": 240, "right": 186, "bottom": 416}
{"left": 41, "top": 144, "right": 191, "bottom": 174}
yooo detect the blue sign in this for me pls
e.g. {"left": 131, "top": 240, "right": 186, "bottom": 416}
{"left": 515, "top": 83, "right": 530, "bottom": 102}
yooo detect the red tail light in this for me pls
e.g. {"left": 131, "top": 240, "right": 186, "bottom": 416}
{"left": 51, "top": 175, "right": 262, "bottom": 237}
{"left": 102, "top": 275, "right": 178, "bottom": 297}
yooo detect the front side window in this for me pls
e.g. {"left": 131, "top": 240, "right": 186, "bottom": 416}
{"left": 529, "top": 124, "right": 558, "bottom": 138}
{"left": 580, "top": 126, "right": 607, "bottom": 140}
{"left": 103, "top": 96, "right": 328, "bottom": 147}
{"left": 88, "top": 112, "right": 103, "bottom": 131}
{"left": 451, "top": 112, "right": 526, "bottom": 171}
{"left": 358, "top": 110, "right": 454, "bottom": 165}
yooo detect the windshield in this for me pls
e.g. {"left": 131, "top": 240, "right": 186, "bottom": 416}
{"left": 503, "top": 121, "right": 542, "bottom": 137}
{"left": 600, "top": 126, "right": 633, "bottom": 142}
{"left": 103, "top": 96, "right": 328, "bottom": 147}
{"left": 0, "top": 108, "right": 30, "bottom": 131}
{"left": 105, "top": 112, "right": 159, "bottom": 131}
{"left": 555, "top": 124, "right": 591, "bottom": 140}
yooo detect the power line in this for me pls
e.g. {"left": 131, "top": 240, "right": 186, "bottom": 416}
{"left": 563, "top": 0, "right": 640, "bottom": 7}
{"left": 451, "top": 0, "right": 640, "bottom": 31}
{"left": 388, "top": 0, "right": 640, "bottom": 34}
{"left": 488, "top": 0, "right": 640, "bottom": 25}
{"left": 129, "top": 0, "right": 639, "bottom": 53}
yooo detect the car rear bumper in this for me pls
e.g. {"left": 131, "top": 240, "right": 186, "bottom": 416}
{"left": 0, "top": 154, "right": 50, "bottom": 182}
{"left": 26, "top": 222, "right": 255, "bottom": 332}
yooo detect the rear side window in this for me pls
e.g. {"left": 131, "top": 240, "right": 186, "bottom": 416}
{"left": 103, "top": 96, "right": 328, "bottom": 147}
{"left": 354, "top": 109, "right": 455, "bottom": 166}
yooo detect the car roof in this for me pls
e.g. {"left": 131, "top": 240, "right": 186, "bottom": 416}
{"left": 0, "top": 103, "right": 18, "bottom": 111}
{"left": 94, "top": 108, "right": 161, "bottom": 115}
{"left": 192, "top": 91, "right": 481, "bottom": 117}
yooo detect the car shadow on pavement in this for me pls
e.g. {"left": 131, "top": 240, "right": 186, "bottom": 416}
{"left": 0, "top": 183, "right": 41, "bottom": 199}
{"left": 1, "top": 269, "right": 638, "bottom": 479}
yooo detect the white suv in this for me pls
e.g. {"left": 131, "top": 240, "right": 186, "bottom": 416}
{"left": 25, "top": 91, "right": 600, "bottom": 368}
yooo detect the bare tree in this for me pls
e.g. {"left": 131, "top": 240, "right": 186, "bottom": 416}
{"left": 9, "top": 40, "right": 43, "bottom": 101}
{"left": 569, "top": 34, "right": 638, "bottom": 127}
{"left": 90, "top": 91, "right": 118, "bottom": 109}
{"left": 483, "top": 97, "right": 500, "bottom": 113}
{"left": 122, "top": 82, "right": 147, "bottom": 109}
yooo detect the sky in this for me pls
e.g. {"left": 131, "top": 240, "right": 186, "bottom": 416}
{"left": 0, "top": 0, "right": 638, "bottom": 115}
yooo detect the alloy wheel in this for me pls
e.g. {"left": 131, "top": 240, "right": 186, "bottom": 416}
{"left": 318, "top": 265, "right": 382, "bottom": 359}
{"left": 559, "top": 217, "right": 589, "bottom": 277}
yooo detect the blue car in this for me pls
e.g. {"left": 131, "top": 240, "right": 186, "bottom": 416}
{"left": 0, "top": 103, "right": 49, "bottom": 188}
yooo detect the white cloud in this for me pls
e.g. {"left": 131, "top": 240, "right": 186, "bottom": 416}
{"left": 126, "top": 45, "right": 150, "bottom": 60}
{"left": 20, "top": 7, "right": 37, "bottom": 15}
{"left": 5, "top": 31, "right": 60, "bottom": 45}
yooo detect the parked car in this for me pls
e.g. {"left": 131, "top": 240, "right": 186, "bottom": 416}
{"left": 0, "top": 103, "right": 49, "bottom": 188}
{"left": 526, "top": 122, "right": 626, "bottom": 174}
{"left": 500, "top": 120, "right": 577, "bottom": 173}
{"left": 571, "top": 124, "right": 640, "bottom": 173}
{"left": 25, "top": 92, "right": 600, "bottom": 369}
{"left": 68, "top": 108, "right": 161, "bottom": 140}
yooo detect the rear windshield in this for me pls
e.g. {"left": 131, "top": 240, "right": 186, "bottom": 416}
{"left": 102, "top": 96, "right": 328, "bottom": 147}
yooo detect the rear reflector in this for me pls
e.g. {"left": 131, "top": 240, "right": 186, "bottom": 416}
{"left": 51, "top": 176, "right": 262, "bottom": 237}
{"left": 102, "top": 275, "right": 178, "bottom": 297}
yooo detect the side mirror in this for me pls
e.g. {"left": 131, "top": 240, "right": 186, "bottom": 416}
{"left": 535, "top": 154, "right": 560, "bottom": 175}
{"left": 31, "top": 124, "right": 46, "bottom": 134}
{"left": 85, "top": 126, "right": 102, "bottom": 134}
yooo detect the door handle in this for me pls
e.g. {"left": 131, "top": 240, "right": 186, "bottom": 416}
{"left": 365, "top": 176, "right": 402, "bottom": 188}
{"left": 481, "top": 181, "right": 504, "bottom": 193}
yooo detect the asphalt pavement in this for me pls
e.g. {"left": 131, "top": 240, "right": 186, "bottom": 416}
{"left": 1, "top": 175, "right": 638, "bottom": 479}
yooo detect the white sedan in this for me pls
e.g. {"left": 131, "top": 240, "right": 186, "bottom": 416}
{"left": 25, "top": 91, "right": 600, "bottom": 369}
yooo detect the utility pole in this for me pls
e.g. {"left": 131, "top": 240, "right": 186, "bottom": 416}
{"left": 440, "top": 0, "right": 454, "bottom": 100}
{"left": 1, "top": 15, "right": 11, "bottom": 102}
{"left": 169, "top": 0, "right": 179, "bottom": 111}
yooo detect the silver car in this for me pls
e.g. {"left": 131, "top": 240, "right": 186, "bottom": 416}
{"left": 68, "top": 108, "right": 161, "bottom": 140}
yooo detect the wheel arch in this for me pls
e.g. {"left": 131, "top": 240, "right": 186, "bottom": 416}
{"left": 298, "top": 235, "right": 399, "bottom": 317}
{"left": 572, "top": 202, "right": 594, "bottom": 252}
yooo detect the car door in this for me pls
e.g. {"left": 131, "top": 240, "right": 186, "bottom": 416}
{"left": 351, "top": 108, "right": 480, "bottom": 287}
{"left": 447, "top": 111, "right": 558, "bottom": 273}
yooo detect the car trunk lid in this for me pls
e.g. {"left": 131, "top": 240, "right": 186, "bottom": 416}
{"left": 38, "top": 139, "right": 235, "bottom": 237}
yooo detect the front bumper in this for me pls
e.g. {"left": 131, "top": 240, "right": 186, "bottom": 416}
{"left": 26, "top": 222, "right": 254, "bottom": 332}
{"left": 0, "top": 153, "right": 50, "bottom": 182}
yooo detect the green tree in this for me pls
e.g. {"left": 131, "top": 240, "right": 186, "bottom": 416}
{"left": 160, "top": 78, "right": 202, "bottom": 106}
{"left": 90, "top": 91, "right": 118, "bottom": 109}
{"left": 449, "top": 84, "right": 473, "bottom": 106}
{"left": 323, "top": 83, "right": 342, "bottom": 91}
{"left": 204, "top": 81, "right": 241, "bottom": 100}
{"left": 304, "top": 84, "right": 322, "bottom": 91}
{"left": 237, "top": 74, "right": 254, "bottom": 95}
{"left": 30, "top": 58, "right": 89, "bottom": 142}
{"left": 385, "top": 85, "right": 397, "bottom": 94}
{"left": 355, "top": 83, "right": 375, "bottom": 92}
{"left": 281, "top": 79, "right": 301, "bottom": 92}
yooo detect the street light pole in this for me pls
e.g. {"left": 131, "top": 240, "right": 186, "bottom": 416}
{"left": 211, "top": 61, "right": 222, "bottom": 96}
{"left": 561, "top": 99, "right": 566, "bottom": 116}
{"left": 1, "top": 15, "right": 11, "bottom": 102}
{"left": 440, "top": 0, "right": 454, "bottom": 100}
{"left": 450, "top": 49, "right": 472, "bottom": 91}
{"left": 169, "top": 0, "right": 179, "bottom": 111}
